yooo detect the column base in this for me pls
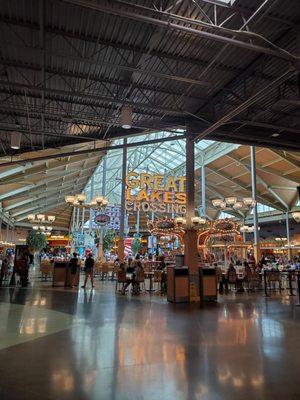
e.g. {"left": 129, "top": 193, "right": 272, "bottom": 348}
{"left": 118, "top": 239, "right": 125, "bottom": 263}
{"left": 184, "top": 229, "right": 200, "bottom": 302}
{"left": 253, "top": 244, "right": 261, "bottom": 263}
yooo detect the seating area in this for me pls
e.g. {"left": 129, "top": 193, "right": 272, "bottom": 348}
{"left": 24, "top": 259, "right": 298, "bottom": 302}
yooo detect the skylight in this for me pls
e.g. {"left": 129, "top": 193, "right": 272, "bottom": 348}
{"left": 218, "top": 0, "right": 236, "bottom": 5}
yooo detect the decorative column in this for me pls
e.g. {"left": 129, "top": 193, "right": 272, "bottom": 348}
{"left": 76, "top": 206, "right": 80, "bottom": 231}
{"left": 89, "top": 175, "right": 95, "bottom": 253}
{"left": 184, "top": 134, "right": 199, "bottom": 302}
{"left": 201, "top": 163, "right": 206, "bottom": 217}
{"left": 242, "top": 218, "right": 247, "bottom": 242}
{"left": 250, "top": 146, "right": 260, "bottom": 262}
{"left": 98, "top": 156, "right": 107, "bottom": 262}
{"left": 118, "top": 138, "right": 127, "bottom": 262}
{"left": 81, "top": 207, "right": 85, "bottom": 235}
{"left": 285, "top": 211, "right": 292, "bottom": 260}
{"left": 136, "top": 210, "right": 140, "bottom": 234}
{"left": 72, "top": 208, "right": 76, "bottom": 232}
{"left": 102, "top": 156, "right": 107, "bottom": 196}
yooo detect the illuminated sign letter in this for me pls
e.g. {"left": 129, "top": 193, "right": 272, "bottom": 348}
{"left": 126, "top": 172, "right": 139, "bottom": 189}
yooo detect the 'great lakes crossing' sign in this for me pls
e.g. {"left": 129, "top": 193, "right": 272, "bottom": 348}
{"left": 125, "top": 172, "right": 186, "bottom": 214}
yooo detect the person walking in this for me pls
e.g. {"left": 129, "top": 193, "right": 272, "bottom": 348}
{"left": 0, "top": 257, "right": 8, "bottom": 286}
{"left": 81, "top": 253, "right": 95, "bottom": 289}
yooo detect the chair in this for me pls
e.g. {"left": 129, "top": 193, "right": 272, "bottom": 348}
{"left": 246, "top": 270, "right": 261, "bottom": 291}
{"left": 153, "top": 270, "right": 162, "bottom": 291}
{"left": 228, "top": 270, "right": 237, "bottom": 291}
{"left": 101, "top": 263, "right": 109, "bottom": 280}
{"left": 135, "top": 270, "right": 145, "bottom": 292}
{"left": 40, "top": 261, "right": 53, "bottom": 281}
{"left": 107, "top": 262, "right": 115, "bottom": 280}
{"left": 94, "top": 261, "right": 102, "bottom": 276}
{"left": 111, "top": 264, "right": 119, "bottom": 281}
{"left": 267, "top": 271, "right": 282, "bottom": 292}
{"left": 115, "top": 270, "right": 127, "bottom": 292}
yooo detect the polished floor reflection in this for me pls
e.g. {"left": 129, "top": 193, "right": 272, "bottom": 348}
{"left": 1, "top": 284, "right": 300, "bottom": 400}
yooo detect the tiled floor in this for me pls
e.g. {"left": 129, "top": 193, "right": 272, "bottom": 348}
{"left": 0, "top": 282, "right": 300, "bottom": 400}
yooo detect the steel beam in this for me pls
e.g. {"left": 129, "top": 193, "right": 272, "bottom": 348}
{"left": 205, "top": 166, "right": 281, "bottom": 211}
{"left": 62, "top": 0, "right": 296, "bottom": 61}
{"left": 0, "top": 164, "right": 32, "bottom": 179}
{"left": 0, "top": 155, "right": 98, "bottom": 186}
{"left": 0, "top": 80, "right": 181, "bottom": 115}
{"left": 0, "top": 185, "right": 35, "bottom": 201}
{"left": 226, "top": 153, "right": 290, "bottom": 209}
{"left": 194, "top": 69, "right": 296, "bottom": 141}
{"left": 0, "top": 134, "right": 185, "bottom": 167}
{"left": 0, "top": 59, "right": 208, "bottom": 101}
{"left": 270, "top": 150, "right": 300, "bottom": 170}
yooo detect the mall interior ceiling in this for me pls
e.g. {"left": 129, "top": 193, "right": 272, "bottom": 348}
{"left": 0, "top": 0, "right": 299, "bottom": 155}
{"left": 0, "top": 0, "right": 299, "bottom": 230}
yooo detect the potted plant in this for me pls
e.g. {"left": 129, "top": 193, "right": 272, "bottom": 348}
{"left": 26, "top": 230, "right": 48, "bottom": 267}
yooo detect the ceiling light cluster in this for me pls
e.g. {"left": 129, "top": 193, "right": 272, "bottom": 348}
{"left": 240, "top": 225, "right": 260, "bottom": 233}
{"left": 175, "top": 216, "right": 207, "bottom": 227}
{"left": 212, "top": 197, "right": 256, "bottom": 210}
{"left": 292, "top": 211, "right": 300, "bottom": 223}
{"left": 27, "top": 214, "right": 55, "bottom": 223}
{"left": 65, "top": 194, "right": 108, "bottom": 208}
{"left": 32, "top": 226, "right": 53, "bottom": 236}
{"left": 0, "top": 240, "right": 14, "bottom": 246}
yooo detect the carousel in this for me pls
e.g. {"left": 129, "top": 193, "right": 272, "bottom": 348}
{"left": 197, "top": 219, "right": 251, "bottom": 265}
{"left": 147, "top": 217, "right": 184, "bottom": 254}
{"left": 147, "top": 217, "right": 251, "bottom": 265}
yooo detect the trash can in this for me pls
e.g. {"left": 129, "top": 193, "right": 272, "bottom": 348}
{"left": 175, "top": 254, "right": 185, "bottom": 267}
{"left": 199, "top": 268, "right": 217, "bottom": 302}
{"left": 167, "top": 266, "right": 189, "bottom": 303}
{"left": 52, "top": 261, "right": 68, "bottom": 287}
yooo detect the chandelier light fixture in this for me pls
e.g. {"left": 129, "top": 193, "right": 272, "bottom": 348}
{"left": 33, "top": 225, "right": 52, "bottom": 235}
{"left": 212, "top": 197, "right": 256, "bottom": 210}
{"left": 28, "top": 214, "right": 55, "bottom": 223}
{"left": 65, "top": 194, "right": 109, "bottom": 209}
{"left": 175, "top": 216, "right": 208, "bottom": 229}
{"left": 292, "top": 211, "right": 300, "bottom": 222}
{"left": 191, "top": 216, "right": 207, "bottom": 225}
{"left": 240, "top": 225, "right": 260, "bottom": 233}
{"left": 174, "top": 217, "right": 186, "bottom": 226}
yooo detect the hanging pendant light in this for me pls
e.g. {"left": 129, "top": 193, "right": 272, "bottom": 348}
{"left": 11, "top": 132, "right": 22, "bottom": 149}
{"left": 121, "top": 105, "right": 133, "bottom": 129}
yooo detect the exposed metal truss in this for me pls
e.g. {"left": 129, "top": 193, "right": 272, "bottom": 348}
{"left": 0, "top": 0, "right": 299, "bottom": 155}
